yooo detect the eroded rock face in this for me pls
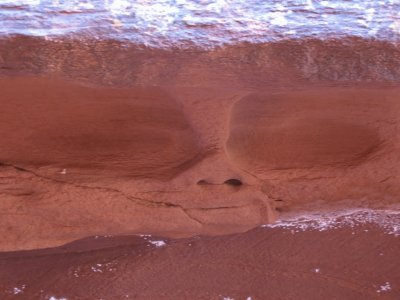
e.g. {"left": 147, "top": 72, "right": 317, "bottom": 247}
{"left": 227, "top": 91, "right": 384, "bottom": 171}
{"left": 0, "top": 74, "right": 399, "bottom": 251}
{"left": 1, "top": 36, "right": 400, "bottom": 87}
{"left": 0, "top": 78, "right": 200, "bottom": 179}
{"left": 0, "top": 36, "right": 400, "bottom": 251}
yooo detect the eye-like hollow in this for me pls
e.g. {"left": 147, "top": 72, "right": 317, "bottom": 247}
{"left": 197, "top": 180, "right": 209, "bottom": 185}
{"left": 224, "top": 179, "right": 243, "bottom": 186}
{"left": 226, "top": 91, "right": 383, "bottom": 173}
{"left": 0, "top": 77, "right": 201, "bottom": 179}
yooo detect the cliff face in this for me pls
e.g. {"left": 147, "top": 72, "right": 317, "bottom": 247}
{"left": 1, "top": 36, "right": 400, "bottom": 87}
{"left": 0, "top": 35, "right": 399, "bottom": 251}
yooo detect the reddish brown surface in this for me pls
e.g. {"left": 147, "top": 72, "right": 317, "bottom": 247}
{"left": 1, "top": 36, "right": 400, "bottom": 87}
{"left": 0, "top": 225, "right": 399, "bottom": 300}
{"left": 0, "top": 35, "right": 399, "bottom": 299}
{"left": 1, "top": 76, "right": 400, "bottom": 250}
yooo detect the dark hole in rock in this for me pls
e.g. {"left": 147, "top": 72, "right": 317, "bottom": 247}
{"left": 224, "top": 179, "right": 243, "bottom": 186}
{"left": 197, "top": 180, "right": 209, "bottom": 185}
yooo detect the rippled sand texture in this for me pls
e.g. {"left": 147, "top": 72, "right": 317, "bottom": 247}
{"left": 0, "top": 0, "right": 400, "bottom": 46}
{"left": 0, "top": 218, "right": 399, "bottom": 299}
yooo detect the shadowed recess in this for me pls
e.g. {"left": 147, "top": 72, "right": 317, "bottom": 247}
{"left": 226, "top": 91, "right": 383, "bottom": 172}
{"left": 0, "top": 77, "right": 201, "bottom": 179}
{"left": 224, "top": 178, "right": 243, "bottom": 186}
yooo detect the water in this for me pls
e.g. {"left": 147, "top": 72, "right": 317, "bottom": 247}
{"left": 0, "top": 0, "right": 399, "bottom": 48}
{"left": 263, "top": 208, "right": 400, "bottom": 236}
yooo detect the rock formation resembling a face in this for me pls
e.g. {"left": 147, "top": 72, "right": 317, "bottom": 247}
{"left": 0, "top": 77, "right": 399, "bottom": 251}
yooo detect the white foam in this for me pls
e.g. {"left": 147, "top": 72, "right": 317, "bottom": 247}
{"left": 107, "top": 0, "right": 132, "bottom": 15}
{"left": 262, "top": 208, "right": 400, "bottom": 236}
{"left": 91, "top": 264, "right": 103, "bottom": 273}
{"left": 149, "top": 240, "right": 166, "bottom": 247}
{"left": 12, "top": 285, "right": 26, "bottom": 295}
{"left": 0, "top": 0, "right": 41, "bottom": 5}
{"left": 48, "top": 297, "right": 68, "bottom": 300}
{"left": 305, "top": 0, "right": 315, "bottom": 10}
{"left": 0, "top": 0, "right": 399, "bottom": 47}
{"left": 365, "top": 8, "right": 376, "bottom": 23}
{"left": 376, "top": 281, "right": 391, "bottom": 293}
{"left": 269, "top": 12, "right": 289, "bottom": 27}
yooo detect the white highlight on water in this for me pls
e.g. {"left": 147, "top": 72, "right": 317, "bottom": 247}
{"left": 0, "top": 0, "right": 399, "bottom": 47}
{"left": 376, "top": 281, "right": 391, "bottom": 293}
{"left": 149, "top": 240, "right": 167, "bottom": 247}
{"left": 262, "top": 208, "right": 400, "bottom": 236}
{"left": 12, "top": 285, "right": 26, "bottom": 295}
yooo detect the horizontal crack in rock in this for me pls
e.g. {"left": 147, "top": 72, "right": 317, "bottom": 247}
{"left": 0, "top": 162, "right": 204, "bottom": 225}
{"left": 186, "top": 204, "right": 249, "bottom": 211}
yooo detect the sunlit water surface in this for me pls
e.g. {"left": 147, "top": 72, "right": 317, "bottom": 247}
{"left": 0, "top": 0, "right": 400, "bottom": 47}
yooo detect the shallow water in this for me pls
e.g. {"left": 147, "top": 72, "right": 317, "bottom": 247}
{"left": 0, "top": 0, "right": 399, "bottom": 47}
{"left": 263, "top": 208, "right": 400, "bottom": 236}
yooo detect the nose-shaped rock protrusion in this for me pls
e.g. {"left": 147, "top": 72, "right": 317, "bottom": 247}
{"left": 181, "top": 149, "right": 258, "bottom": 187}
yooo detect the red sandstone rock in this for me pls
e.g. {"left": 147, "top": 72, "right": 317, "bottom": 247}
{"left": 0, "top": 36, "right": 399, "bottom": 251}
{"left": 0, "top": 73, "right": 399, "bottom": 251}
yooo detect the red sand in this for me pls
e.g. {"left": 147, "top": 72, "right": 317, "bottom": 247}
{"left": 0, "top": 224, "right": 399, "bottom": 299}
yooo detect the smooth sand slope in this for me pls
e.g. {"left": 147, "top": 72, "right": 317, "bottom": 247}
{"left": 0, "top": 223, "right": 399, "bottom": 300}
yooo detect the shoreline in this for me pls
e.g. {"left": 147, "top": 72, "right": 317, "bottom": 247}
{"left": 1, "top": 220, "right": 399, "bottom": 299}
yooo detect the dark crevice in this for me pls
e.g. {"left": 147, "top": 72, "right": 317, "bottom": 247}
{"left": 0, "top": 162, "right": 207, "bottom": 225}
{"left": 197, "top": 180, "right": 209, "bottom": 185}
{"left": 0, "top": 161, "right": 271, "bottom": 227}
{"left": 224, "top": 178, "right": 243, "bottom": 186}
{"left": 187, "top": 204, "right": 248, "bottom": 211}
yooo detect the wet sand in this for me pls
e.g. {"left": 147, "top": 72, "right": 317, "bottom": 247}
{"left": 0, "top": 222, "right": 399, "bottom": 300}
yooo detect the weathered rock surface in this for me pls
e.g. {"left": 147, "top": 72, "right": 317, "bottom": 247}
{"left": 1, "top": 36, "right": 400, "bottom": 86}
{"left": 0, "top": 36, "right": 400, "bottom": 251}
